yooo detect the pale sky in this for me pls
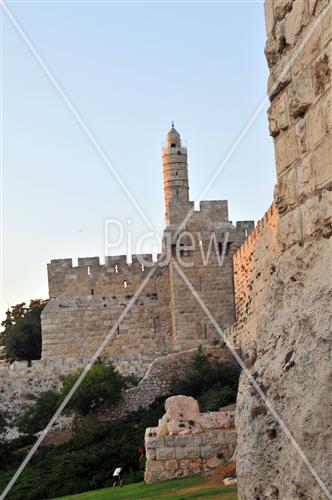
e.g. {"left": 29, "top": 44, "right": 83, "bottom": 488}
{"left": 2, "top": 1, "right": 276, "bottom": 315}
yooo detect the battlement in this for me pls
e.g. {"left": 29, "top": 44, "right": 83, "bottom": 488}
{"left": 47, "top": 253, "right": 160, "bottom": 298}
{"left": 234, "top": 203, "right": 277, "bottom": 262}
{"left": 49, "top": 253, "right": 157, "bottom": 270}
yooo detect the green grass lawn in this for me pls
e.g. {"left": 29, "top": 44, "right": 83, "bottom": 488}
{"left": 55, "top": 476, "right": 237, "bottom": 500}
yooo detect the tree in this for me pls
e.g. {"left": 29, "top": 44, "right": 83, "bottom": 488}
{"left": 60, "top": 361, "right": 126, "bottom": 415}
{"left": 2, "top": 299, "right": 48, "bottom": 362}
{"left": 17, "top": 391, "right": 59, "bottom": 435}
{"left": 0, "top": 411, "right": 10, "bottom": 468}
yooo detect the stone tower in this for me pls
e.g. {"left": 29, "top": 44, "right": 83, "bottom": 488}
{"left": 162, "top": 124, "right": 189, "bottom": 224}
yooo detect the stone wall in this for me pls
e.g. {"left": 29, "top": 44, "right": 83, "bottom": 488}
{"left": 104, "top": 346, "right": 234, "bottom": 421}
{"left": 0, "top": 346, "right": 234, "bottom": 427}
{"left": 232, "top": 203, "right": 279, "bottom": 347}
{"left": 144, "top": 396, "right": 236, "bottom": 483}
{"left": 0, "top": 358, "right": 84, "bottom": 424}
{"left": 42, "top": 199, "right": 252, "bottom": 376}
{"left": 228, "top": 1, "right": 332, "bottom": 499}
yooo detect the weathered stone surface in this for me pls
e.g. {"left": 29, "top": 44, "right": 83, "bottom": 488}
{"left": 165, "top": 395, "right": 200, "bottom": 420}
{"left": 227, "top": 2, "right": 332, "bottom": 499}
{"left": 156, "top": 447, "right": 176, "bottom": 460}
{"left": 144, "top": 396, "right": 236, "bottom": 483}
{"left": 288, "top": 69, "right": 314, "bottom": 118}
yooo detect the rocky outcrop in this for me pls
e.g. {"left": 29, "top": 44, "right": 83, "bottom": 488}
{"left": 144, "top": 395, "right": 236, "bottom": 483}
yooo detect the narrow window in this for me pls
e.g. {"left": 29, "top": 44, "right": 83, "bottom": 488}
{"left": 176, "top": 171, "right": 178, "bottom": 176}
{"left": 219, "top": 242, "right": 231, "bottom": 256}
{"left": 117, "top": 325, "right": 120, "bottom": 335}
{"left": 171, "top": 143, "right": 176, "bottom": 147}
{"left": 204, "top": 324, "right": 207, "bottom": 340}
{"left": 123, "top": 280, "right": 128, "bottom": 288}
{"left": 176, "top": 189, "right": 179, "bottom": 196}
{"left": 87, "top": 265, "right": 91, "bottom": 276}
{"left": 91, "top": 288, "right": 94, "bottom": 295}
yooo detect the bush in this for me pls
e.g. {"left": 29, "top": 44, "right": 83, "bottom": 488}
{"left": 60, "top": 361, "right": 126, "bottom": 415}
{"left": 198, "top": 385, "right": 235, "bottom": 412}
{"left": 171, "top": 347, "right": 240, "bottom": 411}
{"left": 72, "top": 415, "right": 105, "bottom": 447}
{"left": 17, "top": 391, "right": 59, "bottom": 435}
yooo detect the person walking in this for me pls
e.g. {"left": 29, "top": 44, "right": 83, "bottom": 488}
{"left": 112, "top": 466, "right": 123, "bottom": 488}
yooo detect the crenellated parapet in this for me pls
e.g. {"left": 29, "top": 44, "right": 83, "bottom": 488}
{"left": 47, "top": 254, "right": 159, "bottom": 298}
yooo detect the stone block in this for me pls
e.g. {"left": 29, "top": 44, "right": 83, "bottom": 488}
{"left": 288, "top": 69, "right": 314, "bottom": 118}
{"left": 173, "top": 435, "right": 193, "bottom": 447}
{"left": 264, "top": 0, "right": 275, "bottom": 36}
{"left": 178, "top": 458, "right": 202, "bottom": 476}
{"left": 175, "top": 446, "right": 200, "bottom": 459}
{"left": 277, "top": 208, "right": 303, "bottom": 248}
{"left": 313, "top": 135, "right": 332, "bottom": 189}
{"left": 201, "top": 431, "right": 219, "bottom": 446}
{"left": 268, "top": 93, "right": 289, "bottom": 137}
{"left": 308, "top": 100, "right": 329, "bottom": 149}
{"left": 146, "top": 448, "right": 156, "bottom": 460}
{"left": 295, "top": 118, "right": 308, "bottom": 154}
{"left": 275, "top": 128, "right": 299, "bottom": 175}
{"left": 156, "top": 447, "right": 176, "bottom": 460}
{"left": 302, "top": 191, "right": 332, "bottom": 237}
{"left": 297, "top": 156, "right": 315, "bottom": 200}
{"left": 205, "top": 455, "right": 225, "bottom": 469}
{"left": 313, "top": 49, "right": 332, "bottom": 97}
{"left": 145, "top": 437, "right": 164, "bottom": 449}
{"left": 201, "top": 444, "right": 217, "bottom": 459}
{"left": 284, "top": 0, "right": 309, "bottom": 46}
{"left": 164, "top": 435, "right": 175, "bottom": 447}
{"left": 192, "top": 434, "right": 202, "bottom": 446}
{"left": 164, "top": 459, "right": 178, "bottom": 473}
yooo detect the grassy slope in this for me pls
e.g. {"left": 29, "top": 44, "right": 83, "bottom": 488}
{"left": 56, "top": 477, "right": 237, "bottom": 500}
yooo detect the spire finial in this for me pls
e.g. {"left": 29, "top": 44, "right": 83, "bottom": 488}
{"left": 171, "top": 121, "right": 174, "bottom": 128}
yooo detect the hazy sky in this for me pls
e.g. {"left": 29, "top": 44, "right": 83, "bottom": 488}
{"left": 2, "top": 0, "right": 276, "bottom": 314}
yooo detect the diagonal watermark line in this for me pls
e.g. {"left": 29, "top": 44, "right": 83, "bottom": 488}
{"left": 0, "top": 0, "right": 158, "bottom": 235}
{"left": 0, "top": 264, "right": 158, "bottom": 500}
{"left": 172, "top": 259, "right": 332, "bottom": 500}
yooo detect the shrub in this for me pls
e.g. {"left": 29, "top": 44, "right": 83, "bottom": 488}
{"left": 72, "top": 415, "right": 105, "bottom": 447}
{"left": 60, "top": 361, "right": 126, "bottom": 415}
{"left": 198, "top": 385, "right": 235, "bottom": 411}
{"left": 171, "top": 347, "right": 240, "bottom": 411}
{"left": 17, "top": 390, "right": 59, "bottom": 435}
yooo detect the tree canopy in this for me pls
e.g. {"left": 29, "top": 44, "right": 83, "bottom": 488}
{"left": 1, "top": 299, "right": 48, "bottom": 362}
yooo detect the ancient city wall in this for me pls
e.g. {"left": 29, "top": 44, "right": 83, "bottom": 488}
{"left": 104, "top": 346, "right": 235, "bottom": 421}
{"left": 232, "top": 203, "right": 279, "bottom": 347}
{"left": 0, "top": 358, "right": 84, "bottom": 423}
{"left": 231, "top": 1, "right": 332, "bottom": 499}
{"left": 42, "top": 200, "right": 252, "bottom": 372}
{"left": 42, "top": 257, "right": 173, "bottom": 376}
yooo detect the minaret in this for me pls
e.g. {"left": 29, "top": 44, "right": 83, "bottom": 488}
{"left": 162, "top": 123, "right": 190, "bottom": 224}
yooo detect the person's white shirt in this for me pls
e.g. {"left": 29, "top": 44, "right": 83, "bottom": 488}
{"left": 113, "top": 467, "right": 122, "bottom": 476}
